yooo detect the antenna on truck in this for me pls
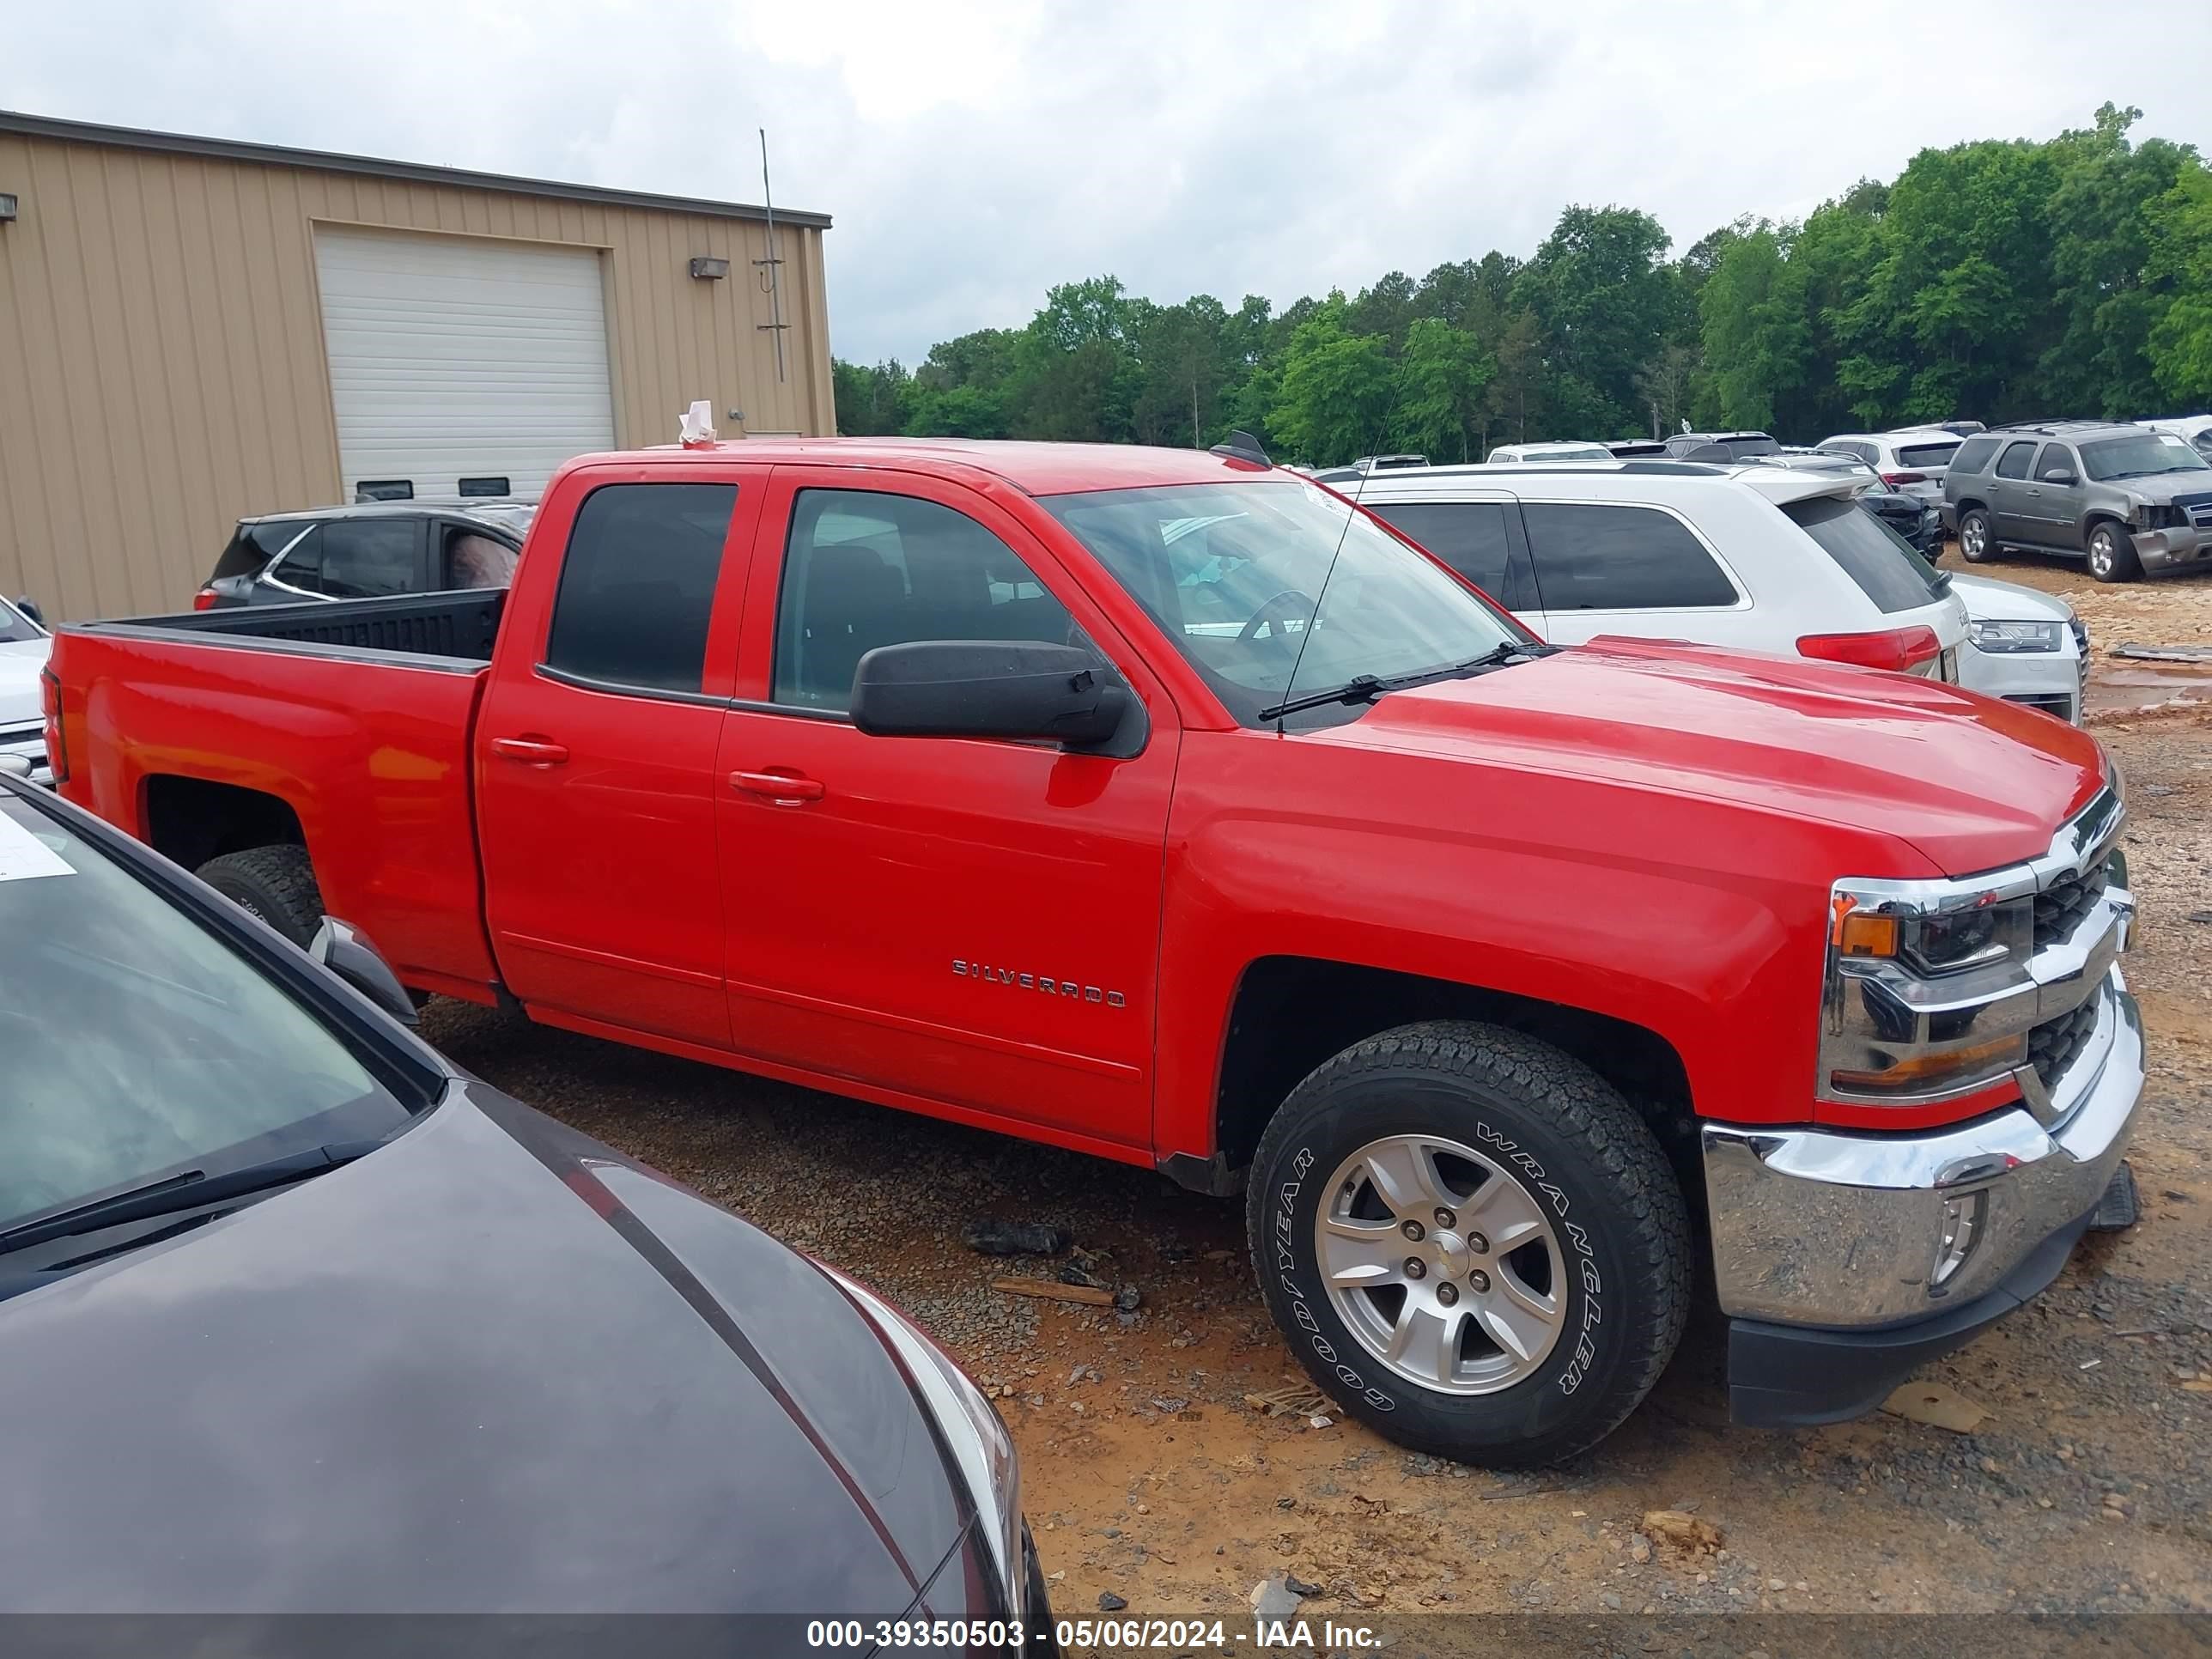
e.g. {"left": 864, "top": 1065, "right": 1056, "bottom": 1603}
{"left": 755, "top": 129, "right": 790, "bottom": 385}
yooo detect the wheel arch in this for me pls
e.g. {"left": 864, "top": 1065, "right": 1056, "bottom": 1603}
{"left": 143, "top": 774, "right": 308, "bottom": 876}
{"left": 1202, "top": 956, "right": 1700, "bottom": 1197}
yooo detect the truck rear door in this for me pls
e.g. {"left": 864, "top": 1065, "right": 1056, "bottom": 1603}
{"left": 474, "top": 466, "right": 766, "bottom": 1047}
{"left": 714, "top": 466, "right": 1178, "bottom": 1152}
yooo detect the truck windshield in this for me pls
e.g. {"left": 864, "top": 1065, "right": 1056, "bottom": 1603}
{"left": 2080, "top": 434, "right": 2209, "bottom": 482}
{"left": 0, "top": 794, "right": 414, "bottom": 1238}
{"left": 1045, "top": 479, "right": 1525, "bottom": 727}
{"left": 0, "top": 600, "right": 40, "bottom": 643}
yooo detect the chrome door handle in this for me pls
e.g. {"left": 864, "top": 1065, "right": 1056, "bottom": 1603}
{"left": 489, "top": 737, "right": 570, "bottom": 766}
{"left": 731, "top": 769, "right": 824, "bottom": 804}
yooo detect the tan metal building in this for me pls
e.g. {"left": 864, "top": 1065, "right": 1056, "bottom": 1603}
{"left": 0, "top": 112, "right": 836, "bottom": 621}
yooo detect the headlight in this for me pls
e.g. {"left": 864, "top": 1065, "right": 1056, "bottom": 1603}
{"left": 1966, "top": 618, "right": 2063, "bottom": 653}
{"left": 2136, "top": 502, "right": 2186, "bottom": 531}
{"left": 1822, "top": 886, "right": 2035, "bottom": 1100}
{"left": 822, "top": 1265, "right": 1024, "bottom": 1619}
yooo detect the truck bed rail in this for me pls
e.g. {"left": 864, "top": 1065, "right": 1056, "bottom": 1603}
{"left": 82, "top": 589, "right": 507, "bottom": 664}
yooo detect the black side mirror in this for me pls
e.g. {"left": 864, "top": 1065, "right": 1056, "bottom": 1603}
{"left": 14, "top": 596, "right": 44, "bottom": 629}
{"left": 310, "top": 916, "right": 419, "bottom": 1027}
{"left": 852, "top": 641, "right": 1129, "bottom": 748}
{"left": 2040, "top": 469, "right": 2076, "bottom": 486}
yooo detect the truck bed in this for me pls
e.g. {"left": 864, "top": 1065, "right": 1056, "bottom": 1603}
{"left": 51, "top": 589, "right": 504, "bottom": 998}
{"left": 91, "top": 588, "right": 507, "bottom": 665}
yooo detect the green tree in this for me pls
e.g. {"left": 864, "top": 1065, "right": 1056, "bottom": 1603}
{"left": 2041, "top": 105, "right": 2196, "bottom": 416}
{"left": 1513, "top": 205, "right": 1676, "bottom": 435}
{"left": 2146, "top": 161, "right": 2212, "bottom": 404}
{"left": 1390, "top": 319, "right": 1494, "bottom": 461}
{"left": 1696, "top": 222, "right": 1811, "bottom": 429}
{"left": 1268, "top": 299, "right": 1395, "bottom": 463}
{"left": 832, "top": 357, "right": 912, "bottom": 435}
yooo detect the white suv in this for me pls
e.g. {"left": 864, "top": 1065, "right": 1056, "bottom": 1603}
{"left": 1814, "top": 428, "right": 1966, "bottom": 502}
{"left": 1352, "top": 460, "right": 1969, "bottom": 683}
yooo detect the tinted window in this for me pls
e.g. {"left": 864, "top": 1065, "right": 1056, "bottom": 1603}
{"left": 0, "top": 599, "right": 40, "bottom": 644}
{"left": 1828, "top": 441, "right": 1878, "bottom": 464}
{"left": 544, "top": 483, "right": 737, "bottom": 693}
{"left": 318, "top": 519, "right": 422, "bottom": 599}
{"left": 2033, "top": 444, "right": 2076, "bottom": 482}
{"left": 1948, "top": 434, "right": 2002, "bottom": 476}
{"left": 445, "top": 529, "right": 518, "bottom": 589}
{"left": 1366, "top": 501, "right": 1513, "bottom": 597}
{"left": 208, "top": 521, "right": 300, "bottom": 582}
{"left": 271, "top": 526, "right": 325, "bottom": 592}
{"left": 774, "top": 490, "right": 1079, "bottom": 713}
{"left": 2196, "top": 432, "right": 2212, "bottom": 459}
{"left": 1784, "top": 495, "right": 1945, "bottom": 614}
{"left": 1520, "top": 503, "right": 1737, "bottom": 610}
{"left": 1722, "top": 435, "right": 1780, "bottom": 459}
{"left": 1994, "top": 441, "right": 2037, "bottom": 480}
{"left": 1896, "top": 441, "right": 1960, "bottom": 469}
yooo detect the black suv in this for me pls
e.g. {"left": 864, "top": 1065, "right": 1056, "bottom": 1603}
{"left": 194, "top": 501, "right": 535, "bottom": 610}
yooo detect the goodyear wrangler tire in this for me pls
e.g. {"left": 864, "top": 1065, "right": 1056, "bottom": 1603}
{"left": 197, "top": 844, "right": 325, "bottom": 948}
{"left": 1245, "top": 1020, "right": 1690, "bottom": 1467}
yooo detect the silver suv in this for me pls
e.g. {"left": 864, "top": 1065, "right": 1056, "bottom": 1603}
{"left": 1943, "top": 421, "right": 2212, "bottom": 582}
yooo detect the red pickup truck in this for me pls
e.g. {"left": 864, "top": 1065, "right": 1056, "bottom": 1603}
{"left": 46, "top": 437, "right": 2142, "bottom": 1465}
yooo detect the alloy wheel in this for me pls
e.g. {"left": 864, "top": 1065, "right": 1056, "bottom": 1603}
{"left": 1316, "top": 1133, "right": 1565, "bottom": 1395}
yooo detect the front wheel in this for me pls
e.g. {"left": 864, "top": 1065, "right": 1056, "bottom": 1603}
{"left": 2087, "top": 522, "right": 2142, "bottom": 583}
{"left": 1245, "top": 1021, "right": 1691, "bottom": 1468}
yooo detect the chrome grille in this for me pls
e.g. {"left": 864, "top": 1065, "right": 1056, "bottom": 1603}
{"left": 2027, "top": 998, "right": 2100, "bottom": 1091}
{"left": 2034, "top": 862, "right": 2108, "bottom": 951}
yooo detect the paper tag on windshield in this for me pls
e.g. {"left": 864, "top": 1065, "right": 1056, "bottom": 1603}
{"left": 0, "top": 812, "right": 75, "bottom": 882}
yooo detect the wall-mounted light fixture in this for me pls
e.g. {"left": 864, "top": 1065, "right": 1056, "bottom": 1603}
{"left": 688, "top": 256, "right": 729, "bottom": 280}
{"left": 0, "top": 193, "right": 17, "bottom": 223}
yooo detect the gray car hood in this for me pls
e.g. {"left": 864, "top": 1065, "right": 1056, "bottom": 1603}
{"left": 0, "top": 1085, "right": 971, "bottom": 1613}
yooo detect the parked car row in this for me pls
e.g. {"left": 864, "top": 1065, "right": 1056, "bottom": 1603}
{"left": 43, "top": 431, "right": 2142, "bottom": 1478}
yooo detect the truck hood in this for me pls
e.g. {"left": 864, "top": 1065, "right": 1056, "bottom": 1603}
{"left": 1947, "top": 571, "right": 2075, "bottom": 625}
{"left": 0, "top": 1083, "right": 973, "bottom": 1613}
{"left": 0, "top": 636, "right": 49, "bottom": 721}
{"left": 1316, "top": 636, "right": 2105, "bottom": 876}
{"left": 2122, "top": 471, "right": 2212, "bottom": 505}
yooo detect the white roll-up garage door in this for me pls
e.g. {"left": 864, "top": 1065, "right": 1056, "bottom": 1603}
{"left": 314, "top": 226, "right": 617, "bottom": 503}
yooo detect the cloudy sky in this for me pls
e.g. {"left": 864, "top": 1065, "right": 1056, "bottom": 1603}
{"left": 9, "top": 1, "right": 2211, "bottom": 365}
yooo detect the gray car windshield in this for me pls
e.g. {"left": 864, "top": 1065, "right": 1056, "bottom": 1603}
{"left": 2081, "top": 434, "right": 2210, "bottom": 482}
{"left": 0, "top": 795, "right": 412, "bottom": 1233}
{"left": 1044, "top": 480, "right": 1524, "bottom": 727}
{"left": 0, "top": 601, "right": 40, "bottom": 644}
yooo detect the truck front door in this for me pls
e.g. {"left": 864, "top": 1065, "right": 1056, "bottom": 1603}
{"left": 476, "top": 470, "right": 764, "bottom": 1048}
{"left": 714, "top": 468, "right": 1177, "bottom": 1152}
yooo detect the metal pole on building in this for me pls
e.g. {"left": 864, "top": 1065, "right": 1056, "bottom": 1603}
{"left": 755, "top": 129, "right": 789, "bottom": 385}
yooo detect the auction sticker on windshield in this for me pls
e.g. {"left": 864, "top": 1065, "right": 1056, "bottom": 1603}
{"left": 0, "top": 810, "right": 73, "bottom": 882}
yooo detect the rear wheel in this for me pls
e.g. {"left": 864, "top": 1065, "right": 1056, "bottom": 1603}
{"left": 1957, "top": 507, "right": 1997, "bottom": 563}
{"left": 1245, "top": 1020, "right": 1691, "bottom": 1468}
{"left": 196, "top": 844, "right": 324, "bottom": 946}
{"left": 2086, "top": 521, "right": 2142, "bottom": 583}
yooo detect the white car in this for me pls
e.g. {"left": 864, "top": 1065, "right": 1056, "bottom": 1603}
{"left": 2140, "top": 415, "right": 2212, "bottom": 462}
{"left": 1948, "top": 571, "right": 2087, "bottom": 725}
{"left": 1486, "top": 441, "right": 1615, "bottom": 464}
{"left": 0, "top": 596, "right": 52, "bottom": 783}
{"left": 1814, "top": 427, "right": 1967, "bottom": 503}
{"left": 1354, "top": 461, "right": 1969, "bottom": 684}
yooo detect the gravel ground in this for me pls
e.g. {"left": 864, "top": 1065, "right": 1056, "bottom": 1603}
{"left": 422, "top": 557, "right": 2212, "bottom": 1624}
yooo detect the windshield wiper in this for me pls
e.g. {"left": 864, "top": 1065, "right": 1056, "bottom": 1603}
{"left": 0, "top": 1138, "right": 389, "bottom": 1257}
{"left": 1258, "top": 641, "right": 1559, "bottom": 721}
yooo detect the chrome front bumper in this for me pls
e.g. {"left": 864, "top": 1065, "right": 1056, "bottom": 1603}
{"left": 0, "top": 726, "right": 51, "bottom": 787}
{"left": 1704, "top": 966, "right": 2143, "bottom": 1328}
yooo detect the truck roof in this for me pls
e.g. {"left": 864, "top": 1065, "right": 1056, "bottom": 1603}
{"left": 610, "top": 437, "right": 1277, "bottom": 497}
